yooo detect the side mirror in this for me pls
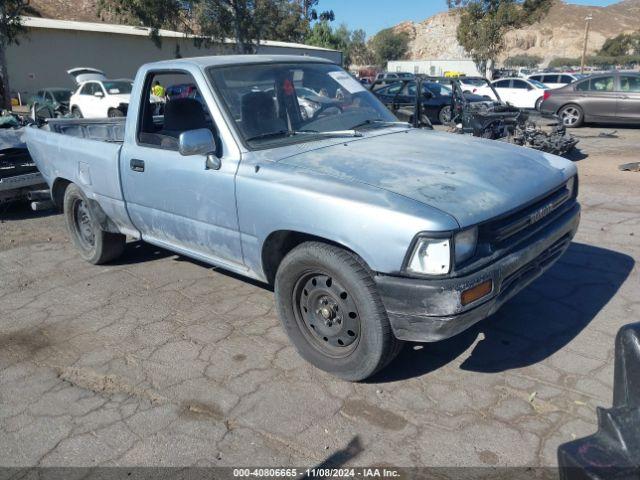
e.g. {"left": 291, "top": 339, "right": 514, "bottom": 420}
{"left": 94, "top": 91, "right": 104, "bottom": 98}
{"left": 178, "top": 128, "right": 221, "bottom": 170}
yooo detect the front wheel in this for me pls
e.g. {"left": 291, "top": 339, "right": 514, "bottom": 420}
{"left": 63, "top": 184, "right": 126, "bottom": 264}
{"left": 71, "top": 107, "right": 83, "bottom": 118}
{"left": 438, "top": 105, "right": 452, "bottom": 125}
{"left": 108, "top": 108, "right": 124, "bottom": 118}
{"left": 275, "top": 242, "right": 403, "bottom": 381}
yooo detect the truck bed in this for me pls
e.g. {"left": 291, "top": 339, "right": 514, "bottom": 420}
{"left": 45, "top": 118, "right": 125, "bottom": 143}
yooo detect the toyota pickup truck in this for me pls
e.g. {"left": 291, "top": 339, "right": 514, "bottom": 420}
{"left": 25, "top": 55, "right": 580, "bottom": 381}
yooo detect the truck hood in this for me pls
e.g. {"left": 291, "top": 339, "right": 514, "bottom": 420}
{"left": 277, "top": 129, "right": 576, "bottom": 227}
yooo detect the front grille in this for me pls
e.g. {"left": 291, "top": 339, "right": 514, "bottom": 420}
{"left": 480, "top": 183, "right": 574, "bottom": 246}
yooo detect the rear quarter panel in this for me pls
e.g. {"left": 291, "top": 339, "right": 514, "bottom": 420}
{"left": 24, "top": 126, "right": 138, "bottom": 237}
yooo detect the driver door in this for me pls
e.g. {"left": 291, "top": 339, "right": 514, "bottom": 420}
{"left": 119, "top": 69, "right": 244, "bottom": 269}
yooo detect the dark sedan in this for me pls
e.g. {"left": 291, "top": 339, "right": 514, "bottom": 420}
{"left": 374, "top": 80, "right": 485, "bottom": 124}
{"left": 540, "top": 72, "right": 640, "bottom": 127}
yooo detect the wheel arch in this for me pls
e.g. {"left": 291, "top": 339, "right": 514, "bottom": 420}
{"left": 557, "top": 102, "right": 583, "bottom": 115}
{"left": 261, "top": 230, "right": 361, "bottom": 285}
{"left": 51, "top": 177, "right": 72, "bottom": 209}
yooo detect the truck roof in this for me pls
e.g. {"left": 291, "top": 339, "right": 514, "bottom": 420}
{"left": 142, "top": 54, "right": 335, "bottom": 70}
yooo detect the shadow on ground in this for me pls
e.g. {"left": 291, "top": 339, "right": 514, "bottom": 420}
{"left": 113, "top": 240, "right": 273, "bottom": 290}
{"left": 0, "top": 202, "right": 59, "bottom": 221}
{"left": 371, "top": 242, "right": 635, "bottom": 383}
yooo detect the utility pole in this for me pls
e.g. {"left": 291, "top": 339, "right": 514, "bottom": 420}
{"left": 580, "top": 14, "right": 593, "bottom": 74}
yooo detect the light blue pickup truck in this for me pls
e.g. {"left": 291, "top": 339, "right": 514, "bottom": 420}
{"left": 26, "top": 55, "right": 580, "bottom": 380}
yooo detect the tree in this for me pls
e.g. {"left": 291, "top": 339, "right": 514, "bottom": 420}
{"left": 600, "top": 31, "right": 640, "bottom": 57}
{"left": 306, "top": 23, "right": 373, "bottom": 68}
{"left": 0, "top": 0, "right": 34, "bottom": 109}
{"left": 369, "top": 28, "right": 409, "bottom": 67}
{"left": 447, "top": 0, "right": 551, "bottom": 77}
{"left": 99, "top": 0, "right": 330, "bottom": 54}
{"left": 505, "top": 53, "right": 542, "bottom": 68}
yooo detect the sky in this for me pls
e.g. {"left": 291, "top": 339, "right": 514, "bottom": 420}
{"left": 317, "top": 0, "right": 623, "bottom": 37}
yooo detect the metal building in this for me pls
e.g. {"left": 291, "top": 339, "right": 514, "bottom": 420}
{"left": 7, "top": 17, "right": 342, "bottom": 98}
{"left": 387, "top": 60, "right": 481, "bottom": 77}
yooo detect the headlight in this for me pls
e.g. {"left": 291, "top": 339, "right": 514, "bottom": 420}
{"left": 454, "top": 227, "right": 478, "bottom": 264}
{"left": 407, "top": 237, "right": 451, "bottom": 275}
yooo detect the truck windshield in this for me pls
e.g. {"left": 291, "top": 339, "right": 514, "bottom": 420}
{"left": 207, "top": 62, "right": 398, "bottom": 147}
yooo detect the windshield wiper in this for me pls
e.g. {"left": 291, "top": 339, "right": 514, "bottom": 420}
{"left": 351, "top": 119, "right": 412, "bottom": 130}
{"left": 245, "top": 129, "right": 362, "bottom": 142}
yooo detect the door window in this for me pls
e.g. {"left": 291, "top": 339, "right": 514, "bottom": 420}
{"left": 576, "top": 80, "right": 590, "bottom": 91}
{"left": 559, "top": 75, "right": 574, "bottom": 84}
{"left": 511, "top": 80, "right": 531, "bottom": 90}
{"left": 80, "top": 83, "right": 95, "bottom": 95}
{"left": 529, "top": 75, "right": 542, "bottom": 82}
{"left": 494, "top": 80, "right": 510, "bottom": 88}
{"left": 137, "top": 71, "right": 219, "bottom": 153}
{"left": 590, "top": 77, "right": 614, "bottom": 92}
{"left": 619, "top": 76, "right": 640, "bottom": 93}
{"left": 385, "top": 83, "right": 403, "bottom": 95}
{"left": 543, "top": 75, "right": 559, "bottom": 84}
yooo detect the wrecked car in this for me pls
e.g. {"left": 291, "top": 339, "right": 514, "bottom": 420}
{"left": 371, "top": 77, "right": 486, "bottom": 125}
{"left": 0, "top": 128, "right": 47, "bottom": 205}
{"left": 26, "top": 55, "right": 580, "bottom": 381}
{"left": 448, "top": 79, "right": 579, "bottom": 156}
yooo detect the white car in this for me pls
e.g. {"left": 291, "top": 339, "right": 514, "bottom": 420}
{"left": 474, "top": 78, "right": 549, "bottom": 110}
{"left": 527, "top": 73, "right": 585, "bottom": 90}
{"left": 68, "top": 68, "right": 132, "bottom": 118}
{"left": 457, "top": 76, "right": 491, "bottom": 94}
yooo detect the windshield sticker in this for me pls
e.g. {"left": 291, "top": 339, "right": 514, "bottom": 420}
{"left": 328, "top": 71, "right": 366, "bottom": 94}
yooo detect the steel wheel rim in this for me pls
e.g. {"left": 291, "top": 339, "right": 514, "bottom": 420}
{"left": 73, "top": 198, "right": 95, "bottom": 249}
{"left": 561, "top": 107, "right": 580, "bottom": 126}
{"left": 292, "top": 271, "right": 361, "bottom": 358}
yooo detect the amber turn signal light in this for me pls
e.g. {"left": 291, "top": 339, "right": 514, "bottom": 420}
{"left": 461, "top": 280, "right": 493, "bottom": 306}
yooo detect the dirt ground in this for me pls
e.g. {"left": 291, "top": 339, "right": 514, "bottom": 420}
{"left": 0, "top": 125, "right": 638, "bottom": 469}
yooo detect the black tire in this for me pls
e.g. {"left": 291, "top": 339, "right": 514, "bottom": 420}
{"left": 108, "top": 108, "right": 124, "bottom": 118}
{"left": 63, "top": 183, "right": 126, "bottom": 265}
{"left": 438, "top": 105, "right": 452, "bottom": 125}
{"left": 558, "top": 104, "right": 584, "bottom": 128}
{"left": 71, "top": 107, "right": 83, "bottom": 118}
{"left": 275, "top": 242, "right": 403, "bottom": 381}
{"left": 535, "top": 97, "right": 543, "bottom": 112}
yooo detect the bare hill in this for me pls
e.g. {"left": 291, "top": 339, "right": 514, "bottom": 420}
{"left": 393, "top": 0, "right": 640, "bottom": 65}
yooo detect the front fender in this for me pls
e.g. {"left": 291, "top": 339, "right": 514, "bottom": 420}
{"left": 236, "top": 158, "right": 459, "bottom": 279}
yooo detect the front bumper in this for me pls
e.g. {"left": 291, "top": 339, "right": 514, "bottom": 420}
{"left": 375, "top": 203, "right": 581, "bottom": 342}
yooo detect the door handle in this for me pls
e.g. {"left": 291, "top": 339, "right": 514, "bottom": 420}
{"left": 130, "top": 159, "right": 145, "bottom": 172}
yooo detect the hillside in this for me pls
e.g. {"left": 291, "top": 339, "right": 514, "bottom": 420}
{"left": 393, "top": 0, "right": 640, "bottom": 65}
{"left": 28, "top": 0, "right": 110, "bottom": 23}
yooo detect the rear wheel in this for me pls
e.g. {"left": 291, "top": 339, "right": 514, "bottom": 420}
{"left": 535, "top": 97, "right": 544, "bottom": 111}
{"left": 558, "top": 104, "right": 584, "bottom": 128}
{"left": 63, "top": 184, "right": 126, "bottom": 265}
{"left": 275, "top": 242, "right": 403, "bottom": 381}
{"left": 108, "top": 108, "right": 124, "bottom": 118}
